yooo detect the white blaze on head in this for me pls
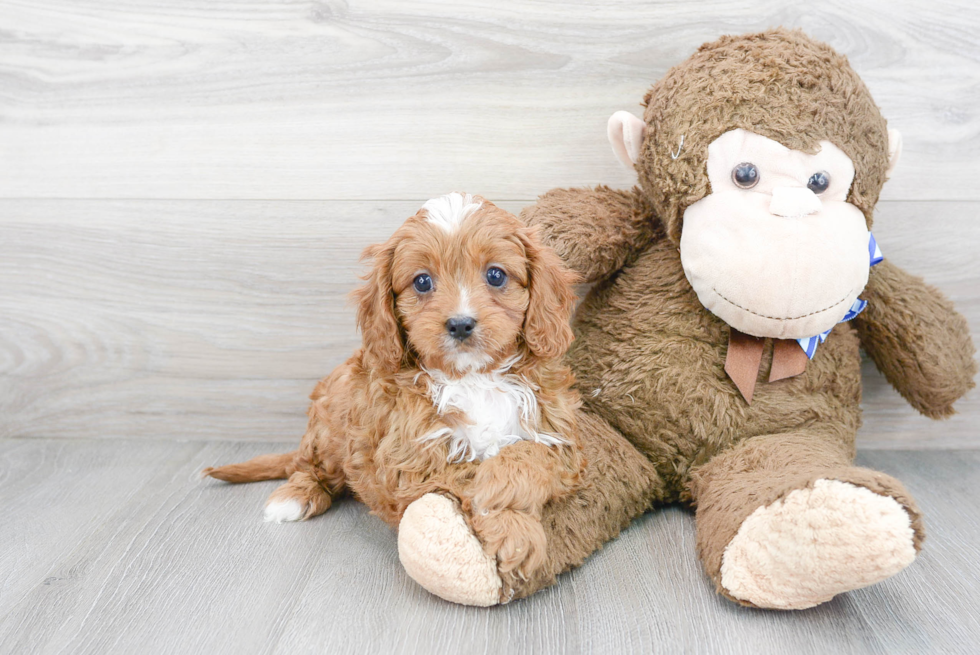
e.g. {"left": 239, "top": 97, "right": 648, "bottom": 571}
{"left": 422, "top": 193, "right": 483, "bottom": 233}
{"left": 455, "top": 285, "right": 474, "bottom": 317}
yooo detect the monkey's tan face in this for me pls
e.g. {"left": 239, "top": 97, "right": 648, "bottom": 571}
{"left": 680, "top": 129, "right": 872, "bottom": 340}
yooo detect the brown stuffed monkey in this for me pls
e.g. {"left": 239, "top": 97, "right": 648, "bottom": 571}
{"left": 400, "top": 28, "right": 975, "bottom": 610}
{"left": 516, "top": 29, "right": 975, "bottom": 610}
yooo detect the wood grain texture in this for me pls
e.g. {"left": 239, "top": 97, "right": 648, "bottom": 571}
{"left": 1, "top": 4, "right": 977, "bottom": 653}
{"left": 0, "top": 0, "right": 978, "bottom": 200}
{"left": 0, "top": 439, "right": 978, "bottom": 654}
{"left": 1, "top": 198, "right": 976, "bottom": 446}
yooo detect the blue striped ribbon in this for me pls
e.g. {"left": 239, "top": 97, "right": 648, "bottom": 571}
{"left": 796, "top": 233, "right": 881, "bottom": 359}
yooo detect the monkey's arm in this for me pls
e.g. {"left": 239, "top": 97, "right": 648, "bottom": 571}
{"left": 854, "top": 259, "right": 976, "bottom": 419}
{"left": 521, "top": 185, "right": 663, "bottom": 283}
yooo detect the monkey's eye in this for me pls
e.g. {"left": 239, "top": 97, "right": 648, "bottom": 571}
{"left": 731, "top": 163, "right": 760, "bottom": 189}
{"left": 485, "top": 267, "right": 507, "bottom": 288}
{"left": 807, "top": 171, "right": 831, "bottom": 194}
{"left": 413, "top": 274, "right": 433, "bottom": 293}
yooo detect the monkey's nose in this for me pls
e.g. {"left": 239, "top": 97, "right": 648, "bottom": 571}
{"left": 446, "top": 316, "right": 476, "bottom": 342}
{"left": 769, "top": 186, "right": 822, "bottom": 217}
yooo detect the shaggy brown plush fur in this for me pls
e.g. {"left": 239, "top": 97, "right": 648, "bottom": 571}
{"left": 512, "top": 411, "right": 664, "bottom": 599}
{"left": 514, "top": 29, "right": 976, "bottom": 607}
{"left": 204, "top": 197, "right": 590, "bottom": 597}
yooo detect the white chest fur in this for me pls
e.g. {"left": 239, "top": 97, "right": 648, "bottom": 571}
{"left": 421, "top": 368, "right": 563, "bottom": 462}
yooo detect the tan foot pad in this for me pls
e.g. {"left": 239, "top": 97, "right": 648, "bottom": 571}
{"left": 398, "top": 493, "right": 502, "bottom": 606}
{"left": 720, "top": 479, "right": 917, "bottom": 610}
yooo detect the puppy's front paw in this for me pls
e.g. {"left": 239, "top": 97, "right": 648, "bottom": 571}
{"left": 264, "top": 499, "right": 306, "bottom": 523}
{"left": 471, "top": 508, "right": 547, "bottom": 581}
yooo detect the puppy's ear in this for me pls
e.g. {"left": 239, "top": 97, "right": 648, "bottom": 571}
{"left": 352, "top": 236, "right": 404, "bottom": 373}
{"left": 520, "top": 227, "right": 578, "bottom": 360}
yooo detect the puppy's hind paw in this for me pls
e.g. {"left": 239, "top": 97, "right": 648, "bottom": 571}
{"left": 264, "top": 499, "right": 307, "bottom": 523}
{"left": 263, "top": 471, "right": 333, "bottom": 523}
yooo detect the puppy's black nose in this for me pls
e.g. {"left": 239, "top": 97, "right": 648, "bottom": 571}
{"left": 446, "top": 316, "right": 476, "bottom": 341}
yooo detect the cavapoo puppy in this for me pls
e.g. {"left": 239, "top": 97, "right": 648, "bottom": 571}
{"left": 203, "top": 193, "right": 584, "bottom": 601}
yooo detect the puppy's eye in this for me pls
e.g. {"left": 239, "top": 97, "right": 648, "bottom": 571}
{"left": 807, "top": 171, "right": 831, "bottom": 194}
{"left": 413, "top": 274, "right": 432, "bottom": 293}
{"left": 485, "top": 267, "right": 507, "bottom": 288}
{"left": 732, "top": 162, "right": 760, "bottom": 189}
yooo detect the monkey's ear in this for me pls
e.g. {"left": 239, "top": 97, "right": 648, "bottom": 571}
{"left": 886, "top": 128, "right": 903, "bottom": 177}
{"left": 607, "top": 111, "right": 646, "bottom": 169}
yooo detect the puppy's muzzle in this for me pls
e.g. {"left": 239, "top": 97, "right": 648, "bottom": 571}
{"left": 446, "top": 316, "right": 476, "bottom": 342}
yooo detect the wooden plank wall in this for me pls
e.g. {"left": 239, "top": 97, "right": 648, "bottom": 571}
{"left": 1, "top": 1, "right": 977, "bottom": 447}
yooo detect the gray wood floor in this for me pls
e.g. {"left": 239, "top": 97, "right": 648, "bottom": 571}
{"left": 0, "top": 439, "right": 977, "bottom": 655}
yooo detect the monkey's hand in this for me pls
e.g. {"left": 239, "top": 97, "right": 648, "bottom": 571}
{"left": 854, "top": 259, "right": 976, "bottom": 418}
{"left": 520, "top": 185, "right": 662, "bottom": 283}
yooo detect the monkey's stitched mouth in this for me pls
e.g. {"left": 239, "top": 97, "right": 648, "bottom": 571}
{"left": 711, "top": 287, "right": 855, "bottom": 321}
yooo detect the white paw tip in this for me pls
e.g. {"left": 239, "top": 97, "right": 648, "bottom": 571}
{"left": 264, "top": 499, "right": 305, "bottom": 523}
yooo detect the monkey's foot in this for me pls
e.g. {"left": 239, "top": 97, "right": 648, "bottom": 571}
{"left": 398, "top": 493, "right": 502, "bottom": 606}
{"left": 720, "top": 479, "right": 917, "bottom": 609}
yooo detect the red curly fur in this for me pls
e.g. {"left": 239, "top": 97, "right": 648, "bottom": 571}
{"left": 203, "top": 195, "right": 584, "bottom": 584}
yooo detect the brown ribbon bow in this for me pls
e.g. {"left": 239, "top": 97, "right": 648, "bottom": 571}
{"left": 724, "top": 328, "right": 810, "bottom": 403}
